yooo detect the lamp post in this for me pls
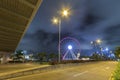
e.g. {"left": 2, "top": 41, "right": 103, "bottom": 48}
{"left": 52, "top": 9, "right": 70, "bottom": 63}
{"left": 91, "top": 39, "right": 102, "bottom": 55}
{"left": 96, "top": 39, "right": 102, "bottom": 45}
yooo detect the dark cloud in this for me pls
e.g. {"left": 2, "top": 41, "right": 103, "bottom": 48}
{"left": 103, "top": 25, "right": 120, "bottom": 48}
{"left": 17, "top": 0, "right": 120, "bottom": 54}
{"left": 18, "top": 30, "right": 58, "bottom": 52}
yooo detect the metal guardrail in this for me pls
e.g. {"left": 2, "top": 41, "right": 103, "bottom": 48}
{"left": 0, "top": 63, "right": 83, "bottom": 80}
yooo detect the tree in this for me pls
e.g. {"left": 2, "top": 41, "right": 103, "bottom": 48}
{"left": 115, "top": 47, "right": 120, "bottom": 58}
{"left": 48, "top": 53, "right": 58, "bottom": 61}
{"left": 91, "top": 53, "right": 101, "bottom": 60}
{"left": 13, "top": 50, "right": 25, "bottom": 62}
{"left": 37, "top": 52, "right": 47, "bottom": 63}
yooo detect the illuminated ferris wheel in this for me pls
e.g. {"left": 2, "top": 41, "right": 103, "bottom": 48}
{"left": 59, "top": 37, "right": 81, "bottom": 60}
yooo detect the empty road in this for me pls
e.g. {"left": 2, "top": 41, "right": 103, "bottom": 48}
{"left": 10, "top": 61, "right": 117, "bottom": 80}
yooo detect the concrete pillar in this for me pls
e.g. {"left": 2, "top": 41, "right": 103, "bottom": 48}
{"left": 1, "top": 54, "right": 8, "bottom": 64}
{"left": 0, "top": 52, "right": 10, "bottom": 64}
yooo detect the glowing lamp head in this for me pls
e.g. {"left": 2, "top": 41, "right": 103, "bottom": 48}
{"left": 96, "top": 39, "right": 102, "bottom": 44}
{"left": 68, "top": 45, "right": 72, "bottom": 50}
{"left": 105, "top": 48, "right": 109, "bottom": 51}
{"left": 52, "top": 17, "right": 59, "bottom": 24}
{"left": 63, "top": 10, "right": 68, "bottom": 16}
{"left": 91, "top": 41, "right": 93, "bottom": 44}
{"left": 61, "top": 9, "right": 70, "bottom": 17}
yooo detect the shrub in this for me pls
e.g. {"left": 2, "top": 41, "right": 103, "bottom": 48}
{"left": 113, "top": 62, "right": 120, "bottom": 80}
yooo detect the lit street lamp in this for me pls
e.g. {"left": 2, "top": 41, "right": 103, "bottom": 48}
{"left": 96, "top": 39, "right": 102, "bottom": 44}
{"left": 52, "top": 9, "right": 70, "bottom": 63}
{"left": 105, "top": 48, "right": 109, "bottom": 51}
{"left": 91, "top": 39, "right": 103, "bottom": 57}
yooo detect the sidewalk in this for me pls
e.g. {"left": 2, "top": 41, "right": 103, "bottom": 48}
{"left": 0, "top": 64, "right": 50, "bottom": 77}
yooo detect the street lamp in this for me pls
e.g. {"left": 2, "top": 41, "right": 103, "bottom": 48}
{"left": 52, "top": 9, "right": 70, "bottom": 63}
{"left": 52, "top": 17, "right": 59, "bottom": 24}
{"left": 61, "top": 9, "right": 69, "bottom": 17}
{"left": 105, "top": 48, "right": 109, "bottom": 51}
{"left": 96, "top": 39, "right": 102, "bottom": 44}
{"left": 91, "top": 39, "right": 103, "bottom": 57}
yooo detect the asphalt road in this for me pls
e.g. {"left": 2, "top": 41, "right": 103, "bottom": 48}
{"left": 9, "top": 61, "right": 117, "bottom": 80}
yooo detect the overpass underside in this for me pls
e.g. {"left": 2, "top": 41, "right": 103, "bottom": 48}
{"left": 0, "top": 0, "right": 42, "bottom": 63}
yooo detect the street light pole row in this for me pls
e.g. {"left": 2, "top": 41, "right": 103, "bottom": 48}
{"left": 52, "top": 9, "right": 70, "bottom": 63}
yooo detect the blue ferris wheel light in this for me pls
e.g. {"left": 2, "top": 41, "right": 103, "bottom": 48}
{"left": 68, "top": 45, "right": 72, "bottom": 50}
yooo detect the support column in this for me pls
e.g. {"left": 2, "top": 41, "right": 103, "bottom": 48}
{"left": 0, "top": 52, "right": 10, "bottom": 64}
{"left": 1, "top": 54, "right": 8, "bottom": 64}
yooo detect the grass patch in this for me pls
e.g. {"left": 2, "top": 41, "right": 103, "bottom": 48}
{"left": 113, "top": 62, "right": 120, "bottom": 80}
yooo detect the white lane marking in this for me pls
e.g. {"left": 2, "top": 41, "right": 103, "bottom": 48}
{"left": 73, "top": 71, "right": 88, "bottom": 77}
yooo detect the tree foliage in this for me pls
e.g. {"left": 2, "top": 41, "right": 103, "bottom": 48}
{"left": 36, "top": 52, "right": 58, "bottom": 62}
{"left": 91, "top": 53, "right": 101, "bottom": 60}
{"left": 115, "top": 47, "right": 120, "bottom": 58}
{"left": 13, "top": 50, "right": 24, "bottom": 61}
{"left": 37, "top": 52, "right": 47, "bottom": 62}
{"left": 49, "top": 53, "right": 58, "bottom": 61}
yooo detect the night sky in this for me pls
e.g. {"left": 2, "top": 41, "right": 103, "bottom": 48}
{"left": 17, "top": 0, "right": 120, "bottom": 54}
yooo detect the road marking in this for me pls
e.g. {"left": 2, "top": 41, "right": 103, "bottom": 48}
{"left": 73, "top": 71, "right": 88, "bottom": 77}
